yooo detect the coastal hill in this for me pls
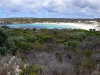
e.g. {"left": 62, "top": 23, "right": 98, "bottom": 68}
{"left": 0, "top": 18, "right": 100, "bottom": 24}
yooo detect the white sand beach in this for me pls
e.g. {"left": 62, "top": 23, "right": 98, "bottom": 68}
{"left": 35, "top": 22, "right": 99, "bottom": 30}
{"left": 58, "top": 23, "right": 98, "bottom": 30}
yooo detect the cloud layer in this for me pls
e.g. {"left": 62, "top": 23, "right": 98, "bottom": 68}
{"left": 0, "top": 0, "right": 100, "bottom": 18}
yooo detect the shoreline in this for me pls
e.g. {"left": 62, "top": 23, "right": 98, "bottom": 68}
{"left": 1, "top": 22, "right": 99, "bottom": 30}
{"left": 35, "top": 22, "right": 99, "bottom": 30}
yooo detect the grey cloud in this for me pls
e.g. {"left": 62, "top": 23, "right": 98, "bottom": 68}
{"left": 0, "top": 0, "right": 100, "bottom": 18}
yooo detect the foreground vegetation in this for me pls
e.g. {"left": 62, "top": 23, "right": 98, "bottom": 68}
{"left": 0, "top": 26, "right": 100, "bottom": 75}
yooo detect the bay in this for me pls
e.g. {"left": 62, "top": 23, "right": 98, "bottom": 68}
{"left": 0, "top": 23, "right": 78, "bottom": 29}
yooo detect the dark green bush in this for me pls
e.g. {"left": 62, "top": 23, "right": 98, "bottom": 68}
{"left": 1, "top": 25, "right": 10, "bottom": 29}
{"left": 0, "top": 28, "right": 15, "bottom": 55}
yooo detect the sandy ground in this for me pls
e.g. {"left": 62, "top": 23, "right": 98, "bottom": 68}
{"left": 35, "top": 22, "right": 99, "bottom": 30}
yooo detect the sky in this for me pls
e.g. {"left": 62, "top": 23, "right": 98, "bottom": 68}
{"left": 0, "top": 0, "right": 100, "bottom": 18}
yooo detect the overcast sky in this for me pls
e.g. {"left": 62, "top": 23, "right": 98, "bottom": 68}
{"left": 0, "top": 0, "right": 100, "bottom": 18}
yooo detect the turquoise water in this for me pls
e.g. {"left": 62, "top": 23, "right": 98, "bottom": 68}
{"left": 0, "top": 24, "right": 78, "bottom": 29}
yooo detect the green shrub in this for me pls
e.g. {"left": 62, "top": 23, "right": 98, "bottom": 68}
{"left": 25, "top": 36, "right": 36, "bottom": 43}
{"left": 55, "top": 39, "right": 64, "bottom": 43}
{"left": 0, "top": 28, "right": 15, "bottom": 55}
{"left": 84, "top": 50, "right": 92, "bottom": 57}
{"left": 20, "top": 64, "right": 44, "bottom": 75}
{"left": 74, "top": 59, "right": 96, "bottom": 74}
{"left": 36, "top": 34, "right": 52, "bottom": 43}
{"left": 5, "top": 37, "right": 16, "bottom": 53}
{"left": 55, "top": 51, "right": 61, "bottom": 57}
{"left": 13, "top": 36, "right": 26, "bottom": 42}
{"left": 71, "top": 32, "right": 86, "bottom": 41}
{"left": 0, "top": 46, "right": 7, "bottom": 55}
{"left": 64, "top": 41, "right": 79, "bottom": 48}
{"left": 16, "top": 41, "right": 32, "bottom": 54}
{"left": 0, "top": 28, "right": 11, "bottom": 44}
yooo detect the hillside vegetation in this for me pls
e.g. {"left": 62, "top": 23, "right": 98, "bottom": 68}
{"left": 0, "top": 26, "right": 100, "bottom": 75}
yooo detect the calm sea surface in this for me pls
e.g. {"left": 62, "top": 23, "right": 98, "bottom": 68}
{"left": 0, "top": 24, "right": 78, "bottom": 29}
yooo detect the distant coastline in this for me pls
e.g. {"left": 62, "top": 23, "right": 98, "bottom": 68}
{"left": 0, "top": 18, "right": 100, "bottom": 30}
